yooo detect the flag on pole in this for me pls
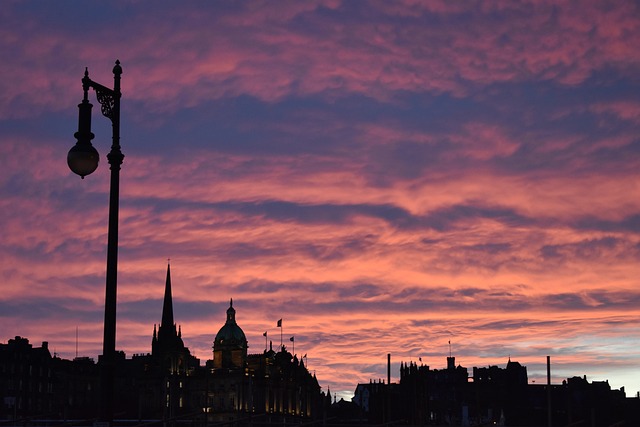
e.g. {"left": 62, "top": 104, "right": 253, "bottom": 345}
{"left": 263, "top": 331, "right": 267, "bottom": 337}
{"left": 277, "top": 319, "right": 282, "bottom": 327}
{"left": 290, "top": 336, "right": 294, "bottom": 342}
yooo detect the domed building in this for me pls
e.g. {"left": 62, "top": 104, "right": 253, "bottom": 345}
{"left": 212, "top": 299, "right": 247, "bottom": 369}
{"left": 203, "top": 300, "right": 324, "bottom": 423}
{"left": 0, "top": 265, "right": 327, "bottom": 423}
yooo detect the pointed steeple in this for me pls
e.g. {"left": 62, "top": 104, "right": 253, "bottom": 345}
{"left": 161, "top": 261, "right": 175, "bottom": 330}
{"left": 154, "top": 261, "right": 184, "bottom": 356}
{"left": 153, "top": 262, "right": 187, "bottom": 367}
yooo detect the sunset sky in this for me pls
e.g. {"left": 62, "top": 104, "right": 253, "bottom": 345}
{"left": 2, "top": 1, "right": 640, "bottom": 400}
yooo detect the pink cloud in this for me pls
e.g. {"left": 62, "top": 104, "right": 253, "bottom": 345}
{"left": 2, "top": 1, "right": 639, "bottom": 118}
{"left": 2, "top": 1, "right": 640, "bottom": 398}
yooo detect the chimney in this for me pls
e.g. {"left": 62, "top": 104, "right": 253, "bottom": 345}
{"left": 387, "top": 353, "right": 391, "bottom": 385}
{"left": 547, "top": 356, "right": 552, "bottom": 427}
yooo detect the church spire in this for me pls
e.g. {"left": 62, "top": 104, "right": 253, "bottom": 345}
{"left": 152, "top": 262, "right": 188, "bottom": 368}
{"left": 161, "top": 261, "right": 175, "bottom": 330}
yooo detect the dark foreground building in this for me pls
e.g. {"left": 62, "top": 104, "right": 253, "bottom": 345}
{"left": 352, "top": 355, "right": 640, "bottom": 426}
{"left": 0, "top": 264, "right": 326, "bottom": 425}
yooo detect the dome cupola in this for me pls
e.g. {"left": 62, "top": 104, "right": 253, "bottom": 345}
{"left": 213, "top": 299, "right": 248, "bottom": 369}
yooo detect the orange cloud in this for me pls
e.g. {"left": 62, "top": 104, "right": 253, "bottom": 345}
{"left": 2, "top": 1, "right": 640, "bottom": 399}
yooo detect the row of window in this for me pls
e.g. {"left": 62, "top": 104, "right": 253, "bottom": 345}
{"left": 0, "top": 380, "right": 53, "bottom": 393}
{"left": 0, "top": 364, "right": 51, "bottom": 376}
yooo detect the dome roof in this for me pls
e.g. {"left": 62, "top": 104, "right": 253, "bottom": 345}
{"left": 214, "top": 299, "right": 247, "bottom": 349}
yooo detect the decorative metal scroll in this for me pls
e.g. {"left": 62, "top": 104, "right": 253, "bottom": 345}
{"left": 95, "top": 88, "right": 116, "bottom": 121}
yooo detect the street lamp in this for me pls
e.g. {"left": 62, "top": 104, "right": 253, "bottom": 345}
{"left": 68, "top": 60, "right": 123, "bottom": 425}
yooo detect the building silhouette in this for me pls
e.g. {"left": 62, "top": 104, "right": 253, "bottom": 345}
{"left": 0, "top": 337, "right": 55, "bottom": 418}
{"left": 351, "top": 355, "right": 640, "bottom": 426}
{"left": 0, "top": 264, "right": 326, "bottom": 424}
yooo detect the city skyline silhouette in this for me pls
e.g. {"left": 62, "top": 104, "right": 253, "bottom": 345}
{"left": 1, "top": 264, "right": 637, "bottom": 425}
{"left": 1, "top": 1, "right": 640, "bottom": 404}
{"left": 1, "top": 262, "right": 636, "bottom": 403}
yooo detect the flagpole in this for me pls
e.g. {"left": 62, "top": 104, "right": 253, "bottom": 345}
{"left": 263, "top": 331, "right": 268, "bottom": 351}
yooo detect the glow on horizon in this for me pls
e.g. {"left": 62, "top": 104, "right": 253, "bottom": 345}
{"left": 1, "top": 1, "right": 640, "bottom": 401}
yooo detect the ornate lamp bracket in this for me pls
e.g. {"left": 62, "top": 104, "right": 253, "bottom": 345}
{"left": 95, "top": 88, "right": 117, "bottom": 121}
{"left": 82, "top": 63, "right": 121, "bottom": 123}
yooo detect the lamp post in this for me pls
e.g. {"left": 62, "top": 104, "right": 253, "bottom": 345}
{"left": 68, "top": 60, "right": 123, "bottom": 425}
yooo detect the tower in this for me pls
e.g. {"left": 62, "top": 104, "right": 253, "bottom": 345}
{"left": 152, "top": 262, "right": 187, "bottom": 374}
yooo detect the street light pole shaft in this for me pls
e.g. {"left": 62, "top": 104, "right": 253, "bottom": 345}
{"left": 71, "top": 60, "right": 124, "bottom": 426}
{"left": 92, "top": 61, "right": 123, "bottom": 425}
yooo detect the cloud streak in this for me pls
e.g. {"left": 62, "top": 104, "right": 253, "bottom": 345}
{"left": 1, "top": 0, "right": 640, "bottom": 399}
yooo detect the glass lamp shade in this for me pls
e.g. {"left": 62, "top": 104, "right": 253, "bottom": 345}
{"left": 68, "top": 141, "right": 99, "bottom": 178}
